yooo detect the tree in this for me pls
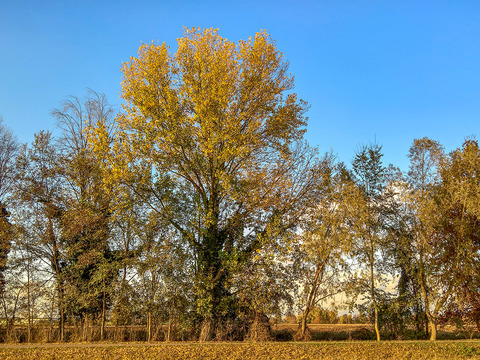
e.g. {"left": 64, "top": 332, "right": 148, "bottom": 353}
{"left": 384, "top": 176, "right": 429, "bottom": 339}
{"left": 402, "top": 137, "right": 445, "bottom": 340}
{"left": 0, "top": 118, "right": 18, "bottom": 202}
{"left": 52, "top": 90, "right": 117, "bottom": 340}
{"left": 433, "top": 139, "right": 480, "bottom": 338}
{"left": 15, "top": 131, "right": 67, "bottom": 340}
{"left": 0, "top": 118, "right": 18, "bottom": 296}
{"left": 133, "top": 211, "right": 194, "bottom": 342}
{"left": 402, "top": 137, "right": 480, "bottom": 340}
{"left": 295, "top": 154, "right": 359, "bottom": 340}
{"left": 404, "top": 137, "right": 448, "bottom": 340}
{"left": 235, "top": 236, "right": 298, "bottom": 341}
{"left": 351, "top": 143, "right": 390, "bottom": 341}
{"left": 108, "top": 191, "right": 144, "bottom": 330}
{"left": 88, "top": 28, "right": 318, "bottom": 340}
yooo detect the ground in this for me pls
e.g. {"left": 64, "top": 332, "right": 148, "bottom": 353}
{"left": 1, "top": 341, "right": 480, "bottom": 359}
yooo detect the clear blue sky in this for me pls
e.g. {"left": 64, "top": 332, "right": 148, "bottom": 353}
{"left": 1, "top": 0, "right": 479, "bottom": 171}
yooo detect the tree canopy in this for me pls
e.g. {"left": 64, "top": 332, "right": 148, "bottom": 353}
{"left": 89, "top": 27, "right": 319, "bottom": 340}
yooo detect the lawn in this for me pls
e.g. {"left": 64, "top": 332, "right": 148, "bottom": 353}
{"left": 1, "top": 341, "right": 480, "bottom": 359}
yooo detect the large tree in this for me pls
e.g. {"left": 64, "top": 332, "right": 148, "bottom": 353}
{"left": 0, "top": 118, "right": 18, "bottom": 298}
{"left": 433, "top": 140, "right": 480, "bottom": 338}
{"left": 88, "top": 28, "right": 318, "bottom": 340}
{"left": 402, "top": 137, "right": 480, "bottom": 340}
{"left": 53, "top": 90, "right": 117, "bottom": 340}
{"left": 15, "top": 131, "right": 67, "bottom": 340}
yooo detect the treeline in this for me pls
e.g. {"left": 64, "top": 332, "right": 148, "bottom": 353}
{"left": 0, "top": 28, "right": 479, "bottom": 343}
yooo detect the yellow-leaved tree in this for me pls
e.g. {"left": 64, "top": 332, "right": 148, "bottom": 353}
{"left": 88, "top": 28, "right": 319, "bottom": 340}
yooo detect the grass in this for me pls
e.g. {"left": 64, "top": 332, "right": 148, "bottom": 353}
{"left": 1, "top": 341, "right": 480, "bottom": 359}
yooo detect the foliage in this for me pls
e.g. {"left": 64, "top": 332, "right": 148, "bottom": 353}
{"left": 295, "top": 153, "right": 359, "bottom": 340}
{"left": 87, "top": 27, "right": 318, "bottom": 339}
{"left": 350, "top": 143, "right": 393, "bottom": 341}
{"left": 400, "top": 138, "right": 480, "bottom": 340}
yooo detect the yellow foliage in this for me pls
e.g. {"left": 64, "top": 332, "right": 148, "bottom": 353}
{"left": 86, "top": 27, "right": 310, "bottom": 232}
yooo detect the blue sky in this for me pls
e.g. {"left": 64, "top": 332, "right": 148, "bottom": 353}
{"left": 1, "top": 0, "right": 479, "bottom": 171}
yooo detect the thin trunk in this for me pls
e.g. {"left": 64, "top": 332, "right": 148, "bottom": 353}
{"left": 167, "top": 314, "right": 173, "bottom": 341}
{"left": 58, "top": 283, "right": 65, "bottom": 342}
{"left": 374, "top": 306, "right": 380, "bottom": 341}
{"left": 419, "top": 257, "right": 452, "bottom": 342}
{"left": 147, "top": 269, "right": 155, "bottom": 342}
{"left": 27, "top": 283, "right": 31, "bottom": 343}
{"left": 167, "top": 302, "right": 174, "bottom": 342}
{"left": 49, "top": 292, "right": 56, "bottom": 342}
{"left": 101, "top": 285, "right": 106, "bottom": 341}
{"left": 298, "top": 260, "right": 327, "bottom": 339}
{"left": 3, "top": 288, "right": 20, "bottom": 342}
{"left": 369, "top": 241, "right": 380, "bottom": 341}
{"left": 50, "top": 217, "right": 65, "bottom": 342}
{"left": 147, "top": 311, "right": 152, "bottom": 342}
{"left": 83, "top": 314, "right": 88, "bottom": 342}
{"left": 26, "top": 253, "right": 32, "bottom": 343}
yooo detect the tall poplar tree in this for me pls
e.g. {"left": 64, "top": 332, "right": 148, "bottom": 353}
{"left": 88, "top": 28, "right": 319, "bottom": 340}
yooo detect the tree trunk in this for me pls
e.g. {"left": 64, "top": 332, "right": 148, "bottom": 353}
{"left": 101, "top": 286, "right": 106, "bottom": 341}
{"left": 83, "top": 314, "right": 89, "bottom": 342}
{"left": 196, "top": 198, "right": 234, "bottom": 342}
{"left": 294, "top": 314, "right": 311, "bottom": 341}
{"left": 300, "top": 315, "right": 307, "bottom": 337}
{"left": 370, "top": 250, "right": 380, "bottom": 341}
{"left": 199, "top": 317, "right": 213, "bottom": 342}
{"left": 6, "top": 318, "right": 14, "bottom": 342}
{"left": 26, "top": 263, "right": 32, "bottom": 343}
{"left": 48, "top": 295, "right": 55, "bottom": 342}
{"left": 295, "top": 260, "right": 327, "bottom": 341}
{"left": 246, "top": 312, "right": 271, "bottom": 341}
{"left": 428, "top": 315, "right": 437, "bottom": 341}
{"left": 374, "top": 306, "right": 380, "bottom": 341}
{"left": 51, "top": 220, "right": 65, "bottom": 342}
{"left": 167, "top": 312, "right": 174, "bottom": 341}
{"left": 59, "top": 299, "right": 65, "bottom": 342}
{"left": 425, "top": 311, "right": 429, "bottom": 338}
{"left": 147, "top": 311, "right": 152, "bottom": 342}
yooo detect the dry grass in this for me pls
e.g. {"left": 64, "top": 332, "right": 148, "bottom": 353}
{"left": 1, "top": 341, "right": 480, "bottom": 359}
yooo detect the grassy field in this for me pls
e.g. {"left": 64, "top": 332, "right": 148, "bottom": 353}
{"left": 1, "top": 341, "right": 480, "bottom": 359}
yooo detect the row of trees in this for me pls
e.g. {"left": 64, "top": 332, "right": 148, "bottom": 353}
{"left": 0, "top": 28, "right": 479, "bottom": 342}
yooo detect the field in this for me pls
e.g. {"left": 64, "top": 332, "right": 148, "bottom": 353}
{"left": 1, "top": 341, "right": 480, "bottom": 359}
